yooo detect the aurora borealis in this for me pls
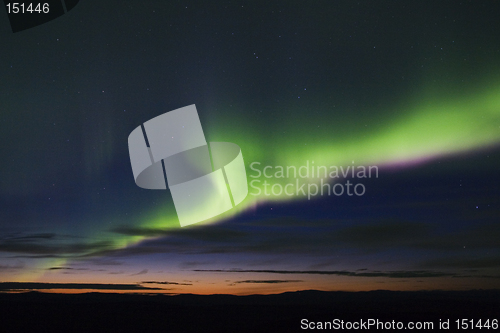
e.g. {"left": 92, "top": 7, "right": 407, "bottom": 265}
{"left": 0, "top": 0, "right": 500, "bottom": 295}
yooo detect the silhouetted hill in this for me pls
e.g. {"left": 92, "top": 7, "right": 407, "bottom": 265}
{"left": 0, "top": 290, "right": 498, "bottom": 332}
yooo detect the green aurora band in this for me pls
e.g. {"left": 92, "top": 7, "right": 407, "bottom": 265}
{"left": 69, "top": 78, "right": 500, "bottom": 270}
{"left": 141, "top": 79, "right": 500, "bottom": 227}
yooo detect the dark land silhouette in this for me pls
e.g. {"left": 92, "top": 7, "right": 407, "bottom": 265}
{"left": 0, "top": 290, "right": 498, "bottom": 332}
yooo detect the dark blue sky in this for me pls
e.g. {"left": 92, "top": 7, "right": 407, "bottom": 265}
{"left": 0, "top": 0, "right": 499, "bottom": 294}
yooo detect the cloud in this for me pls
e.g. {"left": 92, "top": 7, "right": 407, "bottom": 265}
{"left": 232, "top": 280, "right": 303, "bottom": 284}
{"left": 83, "top": 258, "right": 124, "bottom": 266}
{"left": 130, "top": 269, "right": 148, "bottom": 276}
{"left": 0, "top": 282, "right": 163, "bottom": 291}
{"left": 48, "top": 267, "right": 88, "bottom": 271}
{"left": 11, "top": 254, "right": 63, "bottom": 259}
{"left": 0, "top": 262, "right": 25, "bottom": 270}
{"left": 2, "top": 233, "right": 57, "bottom": 241}
{"left": 194, "top": 269, "right": 455, "bottom": 278}
{"left": 111, "top": 224, "right": 248, "bottom": 242}
{"left": 103, "top": 218, "right": 343, "bottom": 257}
{"left": 142, "top": 281, "right": 192, "bottom": 286}
{"left": 94, "top": 217, "right": 499, "bottom": 279}
{"left": 0, "top": 232, "right": 113, "bottom": 257}
{"left": 453, "top": 275, "right": 500, "bottom": 279}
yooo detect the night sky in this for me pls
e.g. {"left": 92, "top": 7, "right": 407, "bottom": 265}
{"left": 1, "top": 0, "right": 500, "bottom": 294}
